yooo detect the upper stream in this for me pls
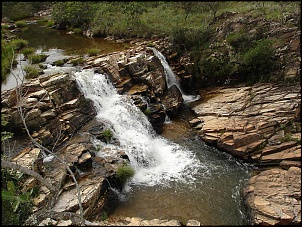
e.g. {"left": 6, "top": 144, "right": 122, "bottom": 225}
{"left": 2, "top": 21, "right": 253, "bottom": 225}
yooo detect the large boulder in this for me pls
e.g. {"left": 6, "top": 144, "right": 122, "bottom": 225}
{"left": 161, "top": 85, "right": 184, "bottom": 117}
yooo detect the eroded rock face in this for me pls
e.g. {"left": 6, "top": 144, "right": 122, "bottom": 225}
{"left": 190, "top": 83, "right": 301, "bottom": 225}
{"left": 191, "top": 83, "right": 301, "bottom": 167}
{"left": 1, "top": 72, "right": 96, "bottom": 150}
{"left": 1, "top": 42, "right": 187, "bottom": 223}
{"left": 243, "top": 167, "right": 301, "bottom": 225}
{"left": 81, "top": 45, "right": 184, "bottom": 133}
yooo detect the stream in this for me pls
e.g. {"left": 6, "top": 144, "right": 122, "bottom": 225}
{"left": 2, "top": 21, "right": 254, "bottom": 225}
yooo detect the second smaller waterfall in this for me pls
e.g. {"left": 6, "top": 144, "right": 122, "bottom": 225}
{"left": 151, "top": 48, "right": 200, "bottom": 103}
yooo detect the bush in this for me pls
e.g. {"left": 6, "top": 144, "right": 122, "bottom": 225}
{"left": 1, "top": 169, "right": 33, "bottom": 225}
{"left": 24, "top": 65, "right": 39, "bottom": 79}
{"left": 102, "top": 129, "right": 113, "bottom": 144}
{"left": 46, "top": 20, "right": 55, "bottom": 27}
{"left": 52, "top": 59, "right": 67, "bottom": 66}
{"left": 116, "top": 165, "right": 135, "bottom": 182}
{"left": 226, "top": 31, "right": 251, "bottom": 53}
{"left": 21, "top": 47, "right": 35, "bottom": 58}
{"left": 15, "top": 21, "right": 27, "bottom": 28}
{"left": 70, "top": 57, "right": 85, "bottom": 66}
{"left": 28, "top": 54, "right": 48, "bottom": 64}
{"left": 87, "top": 48, "right": 100, "bottom": 56}
{"left": 1, "top": 40, "right": 18, "bottom": 81}
{"left": 72, "top": 27, "right": 83, "bottom": 35}
{"left": 241, "top": 38, "right": 276, "bottom": 84}
{"left": 11, "top": 39, "right": 29, "bottom": 50}
{"left": 171, "top": 27, "right": 213, "bottom": 53}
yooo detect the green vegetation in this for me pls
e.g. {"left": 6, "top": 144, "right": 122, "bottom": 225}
{"left": 102, "top": 129, "right": 113, "bottom": 144}
{"left": 1, "top": 38, "right": 29, "bottom": 82}
{"left": 22, "top": 47, "right": 36, "bottom": 58}
{"left": 15, "top": 20, "right": 27, "bottom": 28}
{"left": 70, "top": 57, "right": 85, "bottom": 66}
{"left": 11, "top": 39, "right": 29, "bottom": 50}
{"left": 242, "top": 39, "right": 277, "bottom": 84}
{"left": 144, "top": 108, "right": 151, "bottom": 116}
{"left": 24, "top": 65, "right": 40, "bottom": 79}
{"left": 46, "top": 20, "right": 55, "bottom": 27}
{"left": 1, "top": 1, "right": 300, "bottom": 87}
{"left": 2, "top": 2, "right": 51, "bottom": 21}
{"left": 2, "top": 114, "right": 34, "bottom": 226}
{"left": 100, "top": 211, "right": 108, "bottom": 221}
{"left": 116, "top": 165, "right": 135, "bottom": 183}
{"left": 87, "top": 48, "right": 101, "bottom": 57}
{"left": 52, "top": 59, "right": 68, "bottom": 66}
{"left": 1, "top": 114, "right": 13, "bottom": 143}
{"left": 28, "top": 54, "right": 48, "bottom": 64}
{"left": 1, "top": 168, "right": 36, "bottom": 225}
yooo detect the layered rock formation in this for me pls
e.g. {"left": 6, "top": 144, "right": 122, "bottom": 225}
{"left": 189, "top": 83, "right": 301, "bottom": 225}
{"left": 1, "top": 44, "right": 185, "bottom": 224}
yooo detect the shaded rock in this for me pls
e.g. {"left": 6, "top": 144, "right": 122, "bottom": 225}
{"left": 161, "top": 85, "right": 184, "bottom": 117}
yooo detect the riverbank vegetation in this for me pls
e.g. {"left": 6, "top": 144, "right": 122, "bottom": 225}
{"left": 2, "top": 1, "right": 300, "bottom": 86}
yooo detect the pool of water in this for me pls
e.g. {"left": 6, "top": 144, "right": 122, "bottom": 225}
{"left": 1, "top": 21, "right": 128, "bottom": 91}
{"left": 110, "top": 106, "right": 253, "bottom": 225}
{"left": 17, "top": 21, "right": 128, "bottom": 55}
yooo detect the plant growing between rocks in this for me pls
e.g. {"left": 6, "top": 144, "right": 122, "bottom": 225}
{"left": 116, "top": 164, "right": 135, "bottom": 183}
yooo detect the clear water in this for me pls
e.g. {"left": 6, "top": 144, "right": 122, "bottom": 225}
{"left": 75, "top": 69, "right": 253, "bottom": 225}
{"left": 17, "top": 21, "right": 127, "bottom": 55}
{"left": 1, "top": 22, "right": 127, "bottom": 91}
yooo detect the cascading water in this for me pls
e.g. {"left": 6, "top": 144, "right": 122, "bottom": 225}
{"left": 75, "top": 69, "right": 203, "bottom": 186}
{"left": 74, "top": 64, "right": 252, "bottom": 225}
{"left": 151, "top": 47, "right": 200, "bottom": 103}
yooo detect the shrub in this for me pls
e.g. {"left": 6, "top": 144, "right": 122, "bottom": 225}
{"left": 52, "top": 59, "right": 66, "bottom": 66}
{"left": 87, "top": 48, "right": 100, "bottom": 56}
{"left": 1, "top": 40, "right": 17, "bottom": 80}
{"left": 72, "top": 27, "right": 83, "bottom": 35}
{"left": 11, "top": 39, "right": 29, "bottom": 50}
{"left": 24, "top": 65, "right": 39, "bottom": 79}
{"left": 1, "top": 169, "right": 33, "bottom": 225}
{"left": 144, "top": 108, "right": 151, "bottom": 115}
{"left": 146, "top": 42, "right": 155, "bottom": 47}
{"left": 70, "top": 57, "right": 85, "bottom": 66}
{"left": 116, "top": 165, "right": 135, "bottom": 182}
{"left": 15, "top": 20, "right": 27, "bottom": 28}
{"left": 102, "top": 129, "right": 113, "bottom": 144}
{"left": 46, "top": 20, "right": 55, "bottom": 27}
{"left": 171, "top": 27, "right": 213, "bottom": 53}
{"left": 226, "top": 31, "right": 251, "bottom": 53}
{"left": 241, "top": 38, "right": 276, "bottom": 84}
{"left": 28, "top": 54, "right": 48, "bottom": 64}
{"left": 100, "top": 212, "right": 108, "bottom": 221}
{"left": 21, "top": 47, "right": 35, "bottom": 58}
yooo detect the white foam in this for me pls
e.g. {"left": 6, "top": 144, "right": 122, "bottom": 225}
{"left": 75, "top": 69, "right": 201, "bottom": 186}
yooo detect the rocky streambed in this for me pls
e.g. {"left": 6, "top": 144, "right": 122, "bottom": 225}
{"left": 1, "top": 10, "right": 301, "bottom": 225}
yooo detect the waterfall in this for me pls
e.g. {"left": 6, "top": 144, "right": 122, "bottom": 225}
{"left": 75, "top": 69, "right": 202, "bottom": 186}
{"left": 151, "top": 47, "right": 200, "bottom": 103}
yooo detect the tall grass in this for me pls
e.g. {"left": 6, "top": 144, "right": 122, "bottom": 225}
{"left": 1, "top": 39, "right": 29, "bottom": 81}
